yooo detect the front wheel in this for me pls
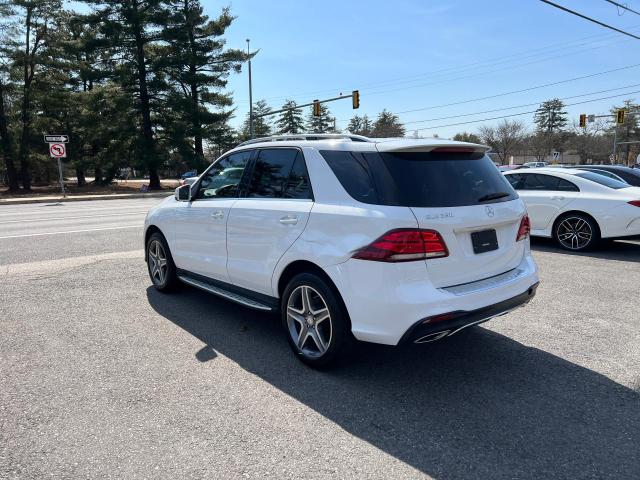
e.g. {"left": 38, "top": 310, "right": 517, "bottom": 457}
{"left": 146, "top": 232, "right": 179, "bottom": 292}
{"left": 553, "top": 213, "right": 599, "bottom": 251}
{"left": 281, "top": 273, "right": 353, "bottom": 368}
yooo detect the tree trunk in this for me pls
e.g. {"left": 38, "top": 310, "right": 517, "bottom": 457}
{"left": 185, "top": 0, "right": 205, "bottom": 170}
{"left": 132, "top": 2, "right": 160, "bottom": 190}
{"left": 0, "top": 82, "right": 20, "bottom": 192}
{"left": 75, "top": 165, "right": 86, "bottom": 186}
{"left": 18, "top": 6, "right": 34, "bottom": 191}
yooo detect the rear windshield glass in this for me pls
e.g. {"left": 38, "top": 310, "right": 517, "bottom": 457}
{"left": 320, "top": 150, "right": 518, "bottom": 207}
{"left": 574, "top": 172, "right": 629, "bottom": 190}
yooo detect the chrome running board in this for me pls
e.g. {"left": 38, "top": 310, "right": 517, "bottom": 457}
{"left": 178, "top": 275, "right": 274, "bottom": 311}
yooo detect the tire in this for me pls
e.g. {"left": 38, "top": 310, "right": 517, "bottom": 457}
{"left": 281, "top": 273, "right": 353, "bottom": 368}
{"left": 146, "top": 232, "right": 180, "bottom": 292}
{"left": 553, "top": 213, "right": 600, "bottom": 251}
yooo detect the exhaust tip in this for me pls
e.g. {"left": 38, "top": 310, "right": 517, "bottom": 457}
{"left": 414, "top": 330, "right": 451, "bottom": 344}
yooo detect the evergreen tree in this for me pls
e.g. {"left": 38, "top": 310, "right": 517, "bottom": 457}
{"left": 371, "top": 109, "right": 405, "bottom": 138}
{"left": 242, "top": 99, "right": 273, "bottom": 137}
{"left": 0, "top": 1, "right": 19, "bottom": 191}
{"left": 85, "top": 0, "right": 171, "bottom": 189}
{"left": 609, "top": 99, "right": 639, "bottom": 165}
{"left": 160, "top": 3, "right": 246, "bottom": 170}
{"left": 347, "top": 114, "right": 372, "bottom": 136}
{"left": 276, "top": 99, "right": 304, "bottom": 134}
{"left": 306, "top": 103, "right": 334, "bottom": 133}
{"left": 533, "top": 98, "right": 568, "bottom": 153}
{"left": 453, "top": 132, "right": 481, "bottom": 143}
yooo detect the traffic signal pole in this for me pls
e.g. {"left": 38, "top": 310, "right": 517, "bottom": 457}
{"left": 251, "top": 91, "right": 360, "bottom": 119}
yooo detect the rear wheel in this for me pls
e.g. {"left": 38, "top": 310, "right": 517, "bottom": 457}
{"left": 281, "top": 273, "right": 352, "bottom": 368}
{"left": 553, "top": 213, "right": 599, "bottom": 251}
{"left": 146, "top": 232, "right": 179, "bottom": 292}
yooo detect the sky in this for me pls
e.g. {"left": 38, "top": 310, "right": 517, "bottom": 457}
{"left": 204, "top": 0, "right": 640, "bottom": 138}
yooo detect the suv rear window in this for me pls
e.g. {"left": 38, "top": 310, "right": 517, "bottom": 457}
{"left": 320, "top": 150, "right": 518, "bottom": 207}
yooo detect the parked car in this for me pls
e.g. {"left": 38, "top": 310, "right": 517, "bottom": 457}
{"left": 522, "top": 161, "right": 548, "bottom": 168}
{"left": 145, "top": 134, "right": 540, "bottom": 367}
{"left": 504, "top": 168, "right": 640, "bottom": 251}
{"left": 573, "top": 165, "right": 640, "bottom": 187}
{"left": 180, "top": 170, "right": 198, "bottom": 180}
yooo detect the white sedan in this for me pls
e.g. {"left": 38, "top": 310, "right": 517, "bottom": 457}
{"left": 504, "top": 168, "right": 640, "bottom": 250}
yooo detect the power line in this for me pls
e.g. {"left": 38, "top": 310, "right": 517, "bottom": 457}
{"left": 413, "top": 89, "right": 640, "bottom": 132}
{"left": 604, "top": 0, "right": 640, "bottom": 16}
{"left": 336, "top": 62, "right": 640, "bottom": 122}
{"left": 539, "top": 0, "right": 640, "bottom": 39}
{"left": 236, "top": 24, "right": 639, "bottom": 105}
{"left": 401, "top": 83, "right": 640, "bottom": 126}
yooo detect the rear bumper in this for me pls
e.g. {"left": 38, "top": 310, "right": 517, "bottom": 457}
{"left": 323, "top": 253, "right": 539, "bottom": 345}
{"left": 399, "top": 282, "right": 538, "bottom": 344}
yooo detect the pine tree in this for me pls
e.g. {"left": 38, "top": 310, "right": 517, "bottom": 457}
{"left": 347, "top": 114, "right": 372, "bottom": 136}
{"left": 276, "top": 100, "right": 304, "bottom": 134}
{"left": 371, "top": 110, "right": 405, "bottom": 138}
{"left": 0, "top": 1, "right": 19, "bottom": 191}
{"left": 160, "top": 3, "right": 245, "bottom": 170}
{"left": 85, "top": 0, "right": 172, "bottom": 189}
{"left": 534, "top": 98, "right": 568, "bottom": 133}
{"left": 306, "top": 103, "right": 334, "bottom": 133}
{"left": 242, "top": 99, "right": 272, "bottom": 137}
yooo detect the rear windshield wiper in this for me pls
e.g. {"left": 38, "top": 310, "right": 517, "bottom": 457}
{"left": 477, "top": 192, "right": 511, "bottom": 203}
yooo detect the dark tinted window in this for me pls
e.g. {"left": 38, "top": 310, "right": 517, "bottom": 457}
{"left": 519, "top": 173, "right": 579, "bottom": 192}
{"left": 320, "top": 150, "right": 379, "bottom": 203}
{"left": 321, "top": 150, "right": 517, "bottom": 207}
{"left": 248, "top": 148, "right": 306, "bottom": 198}
{"left": 505, "top": 173, "right": 522, "bottom": 189}
{"left": 195, "top": 150, "right": 251, "bottom": 200}
{"left": 574, "top": 172, "right": 629, "bottom": 189}
{"left": 284, "top": 155, "right": 312, "bottom": 199}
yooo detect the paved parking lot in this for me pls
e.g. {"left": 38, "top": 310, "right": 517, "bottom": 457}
{"left": 1, "top": 199, "right": 639, "bottom": 479}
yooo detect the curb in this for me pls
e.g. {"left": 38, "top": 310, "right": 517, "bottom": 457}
{"left": 0, "top": 192, "right": 172, "bottom": 206}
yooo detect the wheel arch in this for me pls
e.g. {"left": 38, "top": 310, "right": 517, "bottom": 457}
{"left": 551, "top": 210, "right": 601, "bottom": 238}
{"left": 144, "top": 225, "right": 164, "bottom": 260}
{"left": 276, "top": 260, "right": 352, "bottom": 329}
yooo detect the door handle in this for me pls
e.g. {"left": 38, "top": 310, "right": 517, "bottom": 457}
{"left": 551, "top": 195, "right": 565, "bottom": 201}
{"left": 210, "top": 210, "right": 224, "bottom": 219}
{"left": 279, "top": 215, "right": 298, "bottom": 225}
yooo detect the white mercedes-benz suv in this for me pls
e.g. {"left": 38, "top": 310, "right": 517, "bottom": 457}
{"left": 144, "top": 134, "right": 539, "bottom": 367}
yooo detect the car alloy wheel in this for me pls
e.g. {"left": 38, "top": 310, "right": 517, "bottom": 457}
{"left": 556, "top": 216, "right": 593, "bottom": 250}
{"left": 286, "top": 285, "right": 333, "bottom": 358}
{"left": 148, "top": 239, "right": 168, "bottom": 286}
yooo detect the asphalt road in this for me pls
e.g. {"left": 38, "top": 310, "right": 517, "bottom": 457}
{"left": 1, "top": 199, "right": 639, "bottom": 479}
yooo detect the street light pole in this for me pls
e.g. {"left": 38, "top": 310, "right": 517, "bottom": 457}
{"left": 246, "top": 39, "right": 253, "bottom": 139}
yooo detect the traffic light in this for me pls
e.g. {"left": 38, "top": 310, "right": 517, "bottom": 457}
{"left": 579, "top": 114, "right": 586, "bottom": 128}
{"left": 352, "top": 90, "right": 360, "bottom": 109}
{"left": 617, "top": 109, "right": 626, "bottom": 125}
{"left": 313, "top": 100, "right": 321, "bottom": 117}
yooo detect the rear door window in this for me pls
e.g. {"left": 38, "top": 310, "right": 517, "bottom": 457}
{"left": 247, "top": 148, "right": 312, "bottom": 199}
{"left": 321, "top": 150, "right": 517, "bottom": 207}
{"left": 520, "top": 174, "right": 579, "bottom": 192}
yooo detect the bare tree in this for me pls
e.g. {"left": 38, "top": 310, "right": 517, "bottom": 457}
{"left": 478, "top": 120, "right": 526, "bottom": 165}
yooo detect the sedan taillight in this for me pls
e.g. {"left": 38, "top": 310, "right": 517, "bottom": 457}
{"left": 516, "top": 215, "right": 531, "bottom": 242}
{"left": 352, "top": 229, "right": 449, "bottom": 262}
{"left": 628, "top": 200, "right": 640, "bottom": 207}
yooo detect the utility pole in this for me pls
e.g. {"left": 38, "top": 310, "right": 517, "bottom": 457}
{"left": 246, "top": 39, "right": 254, "bottom": 139}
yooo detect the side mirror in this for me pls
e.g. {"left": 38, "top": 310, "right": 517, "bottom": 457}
{"left": 175, "top": 184, "right": 191, "bottom": 201}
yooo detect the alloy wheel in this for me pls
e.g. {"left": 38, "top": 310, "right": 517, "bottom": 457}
{"left": 286, "top": 285, "right": 332, "bottom": 358}
{"left": 148, "top": 240, "right": 168, "bottom": 285}
{"left": 557, "top": 216, "right": 593, "bottom": 250}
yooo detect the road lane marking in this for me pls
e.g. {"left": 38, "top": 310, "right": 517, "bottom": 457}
{"left": 1, "top": 249, "right": 144, "bottom": 276}
{"left": 0, "top": 225, "right": 140, "bottom": 239}
{"left": 0, "top": 211, "right": 147, "bottom": 225}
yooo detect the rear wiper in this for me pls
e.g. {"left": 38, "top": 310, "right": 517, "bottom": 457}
{"left": 477, "top": 192, "right": 511, "bottom": 203}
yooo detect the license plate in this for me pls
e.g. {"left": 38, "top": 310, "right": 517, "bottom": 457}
{"left": 471, "top": 229, "right": 498, "bottom": 254}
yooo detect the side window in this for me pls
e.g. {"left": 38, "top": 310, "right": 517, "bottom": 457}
{"left": 320, "top": 150, "right": 379, "bottom": 203}
{"left": 284, "top": 153, "right": 312, "bottom": 199}
{"left": 557, "top": 178, "right": 580, "bottom": 192}
{"left": 248, "top": 148, "right": 298, "bottom": 198}
{"left": 506, "top": 174, "right": 522, "bottom": 189}
{"left": 522, "top": 174, "right": 556, "bottom": 190}
{"left": 195, "top": 150, "right": 251, "bottom": 200}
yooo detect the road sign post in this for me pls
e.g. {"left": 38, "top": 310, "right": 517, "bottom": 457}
{"left": 46, "top": 135, "right": 68, "bottom": 197}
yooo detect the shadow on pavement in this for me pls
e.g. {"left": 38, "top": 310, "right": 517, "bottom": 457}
{"left": 531, "top": 237, "right": 640, "bottom": 262}
{"left": 147, "top": 287, "right": 640, "bottom": 479}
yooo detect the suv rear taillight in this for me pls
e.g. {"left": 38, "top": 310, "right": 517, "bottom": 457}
{"left": 628, "top": 200, "right": 640, "bottom": 207}
{"left": 352, "top": 229, "right": 448, "bottom": 262}
{"left": 516, "top": 215, "right": 531, "bottom": 242}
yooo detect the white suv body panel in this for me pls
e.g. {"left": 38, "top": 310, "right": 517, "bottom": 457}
{"left": 146, "top": 136, "right": 540, "bottom": 346}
